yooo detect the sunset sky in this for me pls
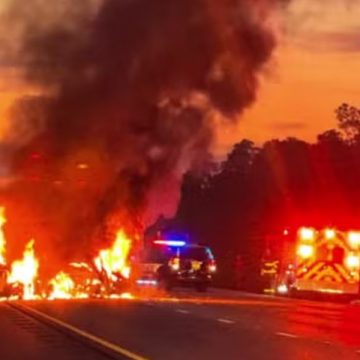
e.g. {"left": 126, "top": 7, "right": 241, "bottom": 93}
{"left": 217, "top": 0, "right": 360, "bottom": 151}
{"left": 0, "top": 0, "right": 359, "bottom": 154}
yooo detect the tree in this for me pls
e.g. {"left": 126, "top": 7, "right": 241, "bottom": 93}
{"left": 221, "top": 140, "right": 258, "bottom": 174}
{"left": 336, "top": 103, "right": 360, "bottom": 140}
{"left": 167, "top": 104, "right": 360, "bottom": 291}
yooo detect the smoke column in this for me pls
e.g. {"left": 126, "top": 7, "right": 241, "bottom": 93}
{"left": 1, "top": 0, "right": 289, "bottom": 258}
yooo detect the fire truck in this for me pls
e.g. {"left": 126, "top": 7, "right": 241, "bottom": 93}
{"left": 275, "top": 227, "right": 360, "bottom": 295}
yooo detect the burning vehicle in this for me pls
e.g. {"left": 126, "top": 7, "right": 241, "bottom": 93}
{"left": 0, "top": 0, "right": 293, "bottom": 303}
{"left": 0, "top": 207, "right": 135, "bottom": 300}
{"left": 0, "top": 205, "right": 215, "bottom": 300}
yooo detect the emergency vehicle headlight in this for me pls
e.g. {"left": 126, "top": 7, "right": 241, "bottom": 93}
{"left": 171, "top": 264, "right": 180, "bottom": 271}
{"left": 348, "top": 232, "right": 360, "bottom": 249}
{"left": 170, "top": 257, "right": 180, "bottom": 271}
{"left": 209, "top": 264, "right": 217, "bottom": 273}
{"left": 345, "top": 254, "right": 360, "bottom": 269}
{"left": 277, "top": 284, "right": 288, "bottom": 294}
{"left": 297, "top": 244, "right": 314, "bottom": 259}
{"left": 325, "top": 229, "right": 336, "bottom": 240}
{"left": 299, "top": 227, "right": 315, "bottom": 241}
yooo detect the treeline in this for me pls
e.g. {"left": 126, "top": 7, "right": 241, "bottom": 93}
{"left": 162, "top": 103, "right": 360, "bottom": 290}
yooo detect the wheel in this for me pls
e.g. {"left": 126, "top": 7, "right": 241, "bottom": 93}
{"left": 157, "top": 266, "right": 172, "bottom": 291}
{"left": 157, "top": 275, "right": 173, "bottom": 291}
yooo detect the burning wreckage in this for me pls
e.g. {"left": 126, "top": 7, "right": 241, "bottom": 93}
{"left": 0, "top": 207, "right": 135, "bottom": 300}
{"left": 0, "top": 0, "right": 291, "bottom": 300}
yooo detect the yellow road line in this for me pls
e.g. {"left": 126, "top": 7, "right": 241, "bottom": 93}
{"left": 9, "top": 302, "right": 149, "bottom": 360}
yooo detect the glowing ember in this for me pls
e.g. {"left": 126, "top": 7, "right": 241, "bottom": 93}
{"left": 0, "top": 207, "right": 7, "bottom": 265}
{"left": 8, "top": 240, "right": 39, "bottom": 300}
{"left": 49, "top": 271, "right": 75, "bottom": 299}
{"left": 94, "top": 229, "right": 132, "bottom": 280}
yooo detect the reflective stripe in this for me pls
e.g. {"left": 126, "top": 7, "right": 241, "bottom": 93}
{"left": 334, "top": 264, "right": 352, "bottom": 283}
{"left": 313, "top": 265, "right": 343, "bottom": 283}
{"left": 261, "top": 269, "right": 277, "bottom": 275}
{"left": 301, "top": 262, "right": 324, "bottom": 280}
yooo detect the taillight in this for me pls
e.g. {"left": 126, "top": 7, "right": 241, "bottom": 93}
{"left": 169, "top": 257, "right": 180, "bottom": 271}
{"left": 208, "top": 260, "right": 217, "bottom": 273}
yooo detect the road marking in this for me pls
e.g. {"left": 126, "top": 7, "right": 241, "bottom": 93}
{"left": 176, "top": 309, "right": 190, "bottom": 314}
{"left": 9, "top": 302, "right": 149, "bottom": 360}
{"left": 276, "top": 332, "right": 298, "bottom": 339}
{"left": 217, "top": 318, "right": 235, "bottom": 324}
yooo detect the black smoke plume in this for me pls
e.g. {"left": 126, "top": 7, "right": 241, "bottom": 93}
{"left": 2, "top": 0, "right": 289, "bottom": 259}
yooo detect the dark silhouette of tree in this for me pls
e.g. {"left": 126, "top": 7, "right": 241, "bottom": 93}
{"left": 161, "top": 104, "right": 360, "bottom": 291}
{"left": 336, "top": 103, "right": 360, "bottom": 140}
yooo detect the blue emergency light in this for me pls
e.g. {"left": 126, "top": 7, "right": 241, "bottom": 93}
{"left": 153, "top": 240, "right": 186, "bottom": 247}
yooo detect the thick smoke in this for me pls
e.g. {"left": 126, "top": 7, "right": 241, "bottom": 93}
{"left": 2, "top": 0, "right": 288, "bottom": 258}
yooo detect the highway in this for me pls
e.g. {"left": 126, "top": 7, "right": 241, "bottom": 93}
{"left": 2, "top": 289, "right": 360, "bottom": 359}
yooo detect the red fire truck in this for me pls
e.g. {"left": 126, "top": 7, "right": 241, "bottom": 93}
{"left": 276, "top": 227, "right": 360, "bottom": 295}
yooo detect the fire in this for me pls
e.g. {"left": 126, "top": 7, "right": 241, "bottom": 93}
{"left": 0, "top": 207, "right": 6, "bottom": 265}
{"left": 49, "top": 272, "right": 75, "bottom": 300}
{"left": 0, "top": 205, "right": 135, "bottom": 301}
{"left": 94, "top": 229, "right": 132, "bottom": 280}
{"left": 8, "top": 240, "right": 39, "bottom": 300}
{"left": 70, "top": 262, "right": 93, "bottom": 271}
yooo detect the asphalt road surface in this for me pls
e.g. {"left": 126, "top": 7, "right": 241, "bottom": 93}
{"left": 0, "top": 301, "right": 121, "bottom": 360}
{"left": 3, "top": 289, "right": 360, "bottom": 360}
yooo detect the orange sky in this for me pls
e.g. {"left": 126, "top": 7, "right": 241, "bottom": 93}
{"left": 216, "top": 0, "right": 360, "bottom": 152}
{"left": 0, "top": 0, "right": 359, "bottom": 154}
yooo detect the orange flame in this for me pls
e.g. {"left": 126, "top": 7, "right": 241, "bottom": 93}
{"left": 8, "top": 240, "right": 39, "bottom": 300}
{"left": 0, "top": 206, "right": 135, "bottom": 301}
{"left": 94, "top": 229, "right": 132, "bottom": 280}
{"left": 49, "top": 271, "right": 75, "bottom": 299}
{"left": 0, "top": 207, "right": 6, "bottom": 265}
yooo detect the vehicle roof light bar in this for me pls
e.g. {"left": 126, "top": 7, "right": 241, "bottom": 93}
{"left": 153, "top": 240, "right": 186, "bottom": 247}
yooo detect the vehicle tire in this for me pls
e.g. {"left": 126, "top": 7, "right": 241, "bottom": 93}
{"left": 157, "top": 266, "right": 171, "bottom": 291}
{"left": 196, "top": 283, "right": 208, "bottom": 292}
